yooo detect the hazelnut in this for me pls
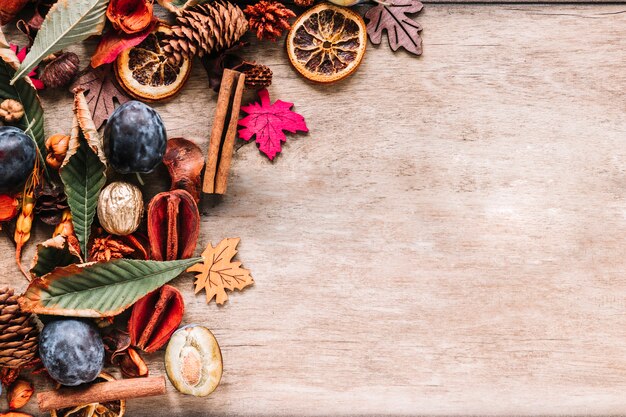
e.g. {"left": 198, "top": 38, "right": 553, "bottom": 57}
{"left": 40, "top": 52, "right": 80, "bottom": 89}
{"left": 0, "top": 99, "right": 24, "bottom": 123}
{"left": 45, "top": 134, "right": 70, "bottom": 170}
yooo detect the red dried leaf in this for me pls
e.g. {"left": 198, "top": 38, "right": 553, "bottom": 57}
{"left": 91, "top": 20, "right": 156, "bottom": 68}
{"left": 10, "top": 44, "right": 44, "bottom": 90}
{"left": 107, "top": 0, "right": 154, "bottom": 34}
{"left": 365, "top": 0, "right": 423, "bottom": 56}
{"left": 238, "top": 89, "right": 308, "bottom": 160}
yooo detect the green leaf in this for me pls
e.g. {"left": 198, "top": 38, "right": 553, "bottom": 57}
{"left": 0, "top": 41, "right": 46, "bottom": 166}
{"left": 10, "top": 0, "right": 108, "bottom": 84}
{"left": 60, "top": 134, "right": 106, "bottom": 257}
{"left": 30, "top": 235, "right": 81, "bottom": 278}
{"left": 19, "top": 257, "right": 201, "bottom": 317}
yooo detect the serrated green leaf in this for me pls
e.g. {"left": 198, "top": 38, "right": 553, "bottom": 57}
{"left": 0, "top": 40, "right": 46, "bottom": 166}
{"left": 10, "top": 0, "right": 108, "bottom": 84}
{"left": 30, "top": 235, "right": 81, "bottom": 278}
{"left": 60, "top": 135, "right": 106, "bottom": 257}
{"left": 19, "top": 257, "right": 201, "bottom": 317}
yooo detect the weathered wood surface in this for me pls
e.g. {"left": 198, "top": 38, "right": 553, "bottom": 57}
{"left": 2, "top": 4, "right": 626, "bottom": 415}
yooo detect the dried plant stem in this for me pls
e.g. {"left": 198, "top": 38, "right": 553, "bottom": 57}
{"left": 14, "top": 161, "right": 41, "bottom": 279}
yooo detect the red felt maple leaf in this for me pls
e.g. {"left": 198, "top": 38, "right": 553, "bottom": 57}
{"left": 238, "top": 89, "right": 308, "bottom": 160}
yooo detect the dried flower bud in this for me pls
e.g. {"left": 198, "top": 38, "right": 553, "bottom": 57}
{"left": 45, "top": 134, "right": 70, "bottom": 170}
{"left": 0, "top": 99, "right": 24, "bottom": 123}
{"left": 97, "top": 182, "right": 144, "bottom": 236}
{"left": 40, "top": 52, "right": 80, "bottom": 89}
{"left": 7, "top": 380, "right": 33, "bottom": 410}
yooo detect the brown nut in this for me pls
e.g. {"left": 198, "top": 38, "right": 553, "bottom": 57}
{"left": 163, "top": 138, "right": 205, "bottom": 204}
{"left": 40, "top": 52, "right": 80, "bottom": 89}
{"left": 45, "top": 134, "right": 70, "bottom": 170}
{"left": 147, "top": 189, "right": 199, "bottom": 261}
{"left": 7, "top": 379, "right": 34, "bottom": 410}
{"left": 97, "top": 182, "right": 144, "bottom": 236}
{"left": 0, "top": 99, "right": 24, "bottom": 123}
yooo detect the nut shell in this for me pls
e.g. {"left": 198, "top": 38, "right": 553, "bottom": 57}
{"left": 97, "top": 182, "right": 143, "bottom": 236}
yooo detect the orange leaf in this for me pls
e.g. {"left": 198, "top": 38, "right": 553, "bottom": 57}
{"left": 187, "top": 238, "right": 254, "bottom": 305}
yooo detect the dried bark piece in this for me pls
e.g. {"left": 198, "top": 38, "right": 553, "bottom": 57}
{"left": 365, "top": 0, "right": 423, "bottom": 56}
{"left": 163, "top": 138, "right": 205, "bottom": 204}
{"left": 147, "top": 190, "right": 200, "bottom": 261}
{"left": 128, "top": 285, "right": 184, "bottom": 353}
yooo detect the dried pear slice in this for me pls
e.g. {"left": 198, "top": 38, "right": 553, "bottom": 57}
{"left": 165, "top": 325, "right": 223, "bottom": 397}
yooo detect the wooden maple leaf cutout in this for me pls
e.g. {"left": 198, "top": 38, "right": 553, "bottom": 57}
{"left": 188, "top": 238, "right": 254, "bottom": 304}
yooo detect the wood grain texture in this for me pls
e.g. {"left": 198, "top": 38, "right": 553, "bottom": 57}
{"left": 2, "top": 4, "right": 626, "bottom": 415}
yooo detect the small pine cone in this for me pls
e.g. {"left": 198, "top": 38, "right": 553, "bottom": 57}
{"left": 34, "top": 181, "right": 69, "bottom": 226}
{"left": 243, "top": 64, "right": 273, "bottom": 90}
{"left": 163, "top": 1, "right": 248, "bottom": 64}
{"left": 0, "top": 287, "right": 39, "bottom": 369}
{"left": 294, "top": 0, "right": 314, "bottom": 6}
{"left": 244, "top": 1, "right": 296, "bottom": 41}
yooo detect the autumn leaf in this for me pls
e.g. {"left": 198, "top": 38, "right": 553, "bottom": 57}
{"left": 365, "top": 0, "right": 423, "bottom": 56}
{"left": 188, "top": 237, "right": 254, "bottom": 305}
{"left": 69, "top": 65, "right": 130, "bottom": 129}
{"left": 91, "top": 20, "right": 157, "bottom": 68}
{"left": 238, "top": 89, "right": 308, "bottom": 160}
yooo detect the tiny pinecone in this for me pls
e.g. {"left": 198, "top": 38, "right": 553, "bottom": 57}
{"left": 34, "top": 181, "right": 69, "bottom": 226}
{"left": 0, "top": 287, "right": 39, "bottom": 368}
{"left": 243, "top": 63, "right": 273, "bottom": 90}
{"left": 244, "top": 1, "right": 296, "bottom": 41}
{"left": 163, "top": 1, "right": 248, "bottom": 64}
{"left": 294, "top": 0, "right": 314, "bottom": 6}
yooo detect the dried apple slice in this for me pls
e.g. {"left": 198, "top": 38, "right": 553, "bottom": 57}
{"left": 165, "top": 325, "right": 222, "bottom": 397}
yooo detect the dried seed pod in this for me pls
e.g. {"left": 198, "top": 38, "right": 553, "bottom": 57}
{"left": 8, "top": 380, "right": 33, "bottom": 410}
{"left": 147, "top": 190, "right": 199, "bottom": 261}
{"left": 97, "top": 182, "right": 144, "bottom": 236}
{"left": 112, "top": 347, "right": 149, "bottom": 378}
{"left": 45, "top": 134, "right": 70, "bottom": 170}
{"left": 40, "top": 52, "right": 80, "bottom": 89}
{"left": 163, "top": 138, "right": 205, "bottom": 203}
{"left": 0, "top": 99, "right": 25, "bottom": 123}
{"left": 128, "top": 285, "right": 184, "bottom": 353}
{"left": 0, "top": 194, "right": 19, "bottom": 222}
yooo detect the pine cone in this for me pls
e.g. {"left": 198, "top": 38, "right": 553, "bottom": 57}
{"left": 243, "top": 63, "right": 273, "bottom": 90}
{"left": 163, "top": 2, "right": 248, "bottom": 64}
{"left": 244, "top": 1, "right": 295, "bottom": 41}
{"left": 34, "top": 181, "right": 69, "bottom": 226}
{"left": 294, "top": 0, "right": 314, "bottom": 6}
{"left": 0, "top": 287, "right": 39, "bottom": 368}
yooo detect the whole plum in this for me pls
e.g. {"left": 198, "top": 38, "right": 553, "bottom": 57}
{"left": 0, "top": 126, "right": 36, "bottom": 193}
{"left": 104, "top": 101, "right": 167, "bottom": 174}
{"left": 39, "top": 319, "right": 105, "bottom": 386}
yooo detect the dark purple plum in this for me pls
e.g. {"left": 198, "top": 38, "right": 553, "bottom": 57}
{"left": 39, "top": 319, "right": 105, "bottom": 386}
{"left": 104, "top": 101, "right": 167, "bottom": 174}
{"left": 0, "top": 126, "right": 36, "bottom": 193}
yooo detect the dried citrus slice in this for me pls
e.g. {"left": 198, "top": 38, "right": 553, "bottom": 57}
{"left": 50, "top": 373, "right": 125, "bottom": 417}
{"left": 286, "top": 3, "right": 366, "bottom": 83}
{"left": 115, "top": 25, "right": 191, "bottom": 102}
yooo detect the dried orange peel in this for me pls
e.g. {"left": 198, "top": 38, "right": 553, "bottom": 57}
{"left": 286, "top": 2, "right": 367, "bottom": 83}
{"left": 115, "top": 25, "right": 191, "bottom": 102}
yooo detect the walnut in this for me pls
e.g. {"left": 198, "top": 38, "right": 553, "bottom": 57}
{"left": 40, "top": 52, "right": 80, "bottom": 89}
{"left": 0, "top": 99, "right": 24, "bottom": 123}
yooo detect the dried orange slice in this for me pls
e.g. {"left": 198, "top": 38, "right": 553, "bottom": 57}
{"left": 115, "top": 25, "right": 191, "bottom": 102}
{"left": 286, "top": 3, "right": 367, "bottom": 83}
{"left": 50, "top": 373, "right": 125, "bottom": 417}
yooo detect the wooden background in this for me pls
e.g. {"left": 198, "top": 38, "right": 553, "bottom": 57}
{"left": 2, "top": 2, "right": 626, "bottom": 415}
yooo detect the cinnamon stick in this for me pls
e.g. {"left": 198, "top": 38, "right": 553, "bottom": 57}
{"left": 37, "top": 376, "right": 166, "bottom": 412}
{"left": 203, "top": 69, "right": 246, "bottom": 195}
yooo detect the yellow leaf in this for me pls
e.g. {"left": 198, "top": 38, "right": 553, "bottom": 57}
{"left": 188, "top": 238, "right": 254, "bottom": 305}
